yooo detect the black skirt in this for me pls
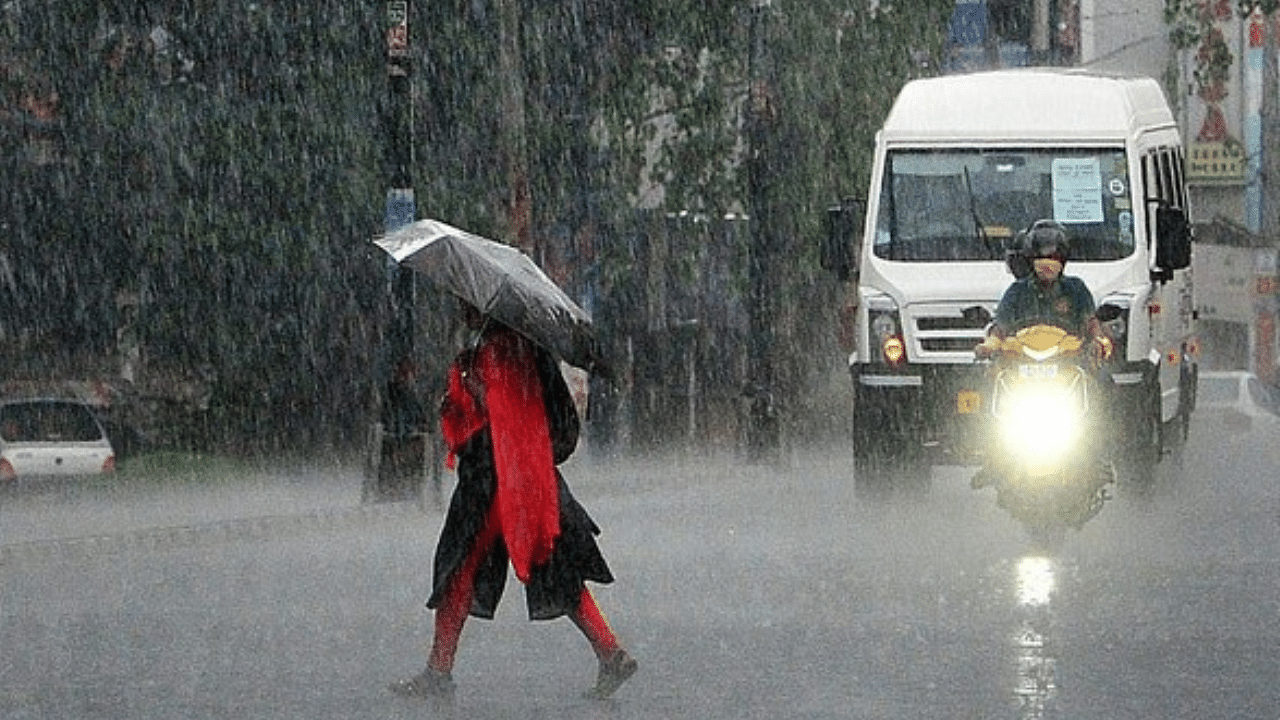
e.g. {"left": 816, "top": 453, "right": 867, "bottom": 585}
{"left": 426, "top": 432, "right": 614, "bottom": 621}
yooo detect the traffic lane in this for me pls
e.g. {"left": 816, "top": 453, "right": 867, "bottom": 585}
{"left": 0, "top": 450, "right": 1023, "bottom": 719}
{"left": 0, "top": 514, "right": 441, "bottom": 720}
{"left": 553, "top": 440, "right": 1280, "bottom": 718}
{"left": 0, "top": 436, "right": 1276, "bottom": 718}
{"left": 593, "top": 451, "right": 1021, "bottom": 718}
{"left": 1038, "top": 416, "right": 1280, "bottom": 719}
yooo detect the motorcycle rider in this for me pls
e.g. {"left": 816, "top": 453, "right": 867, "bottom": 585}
{"left": 975, "top": 219, "right": 1111, "bottom": 360}
{"left": 972, "top": 219, "right": 1112, "bottom": 490}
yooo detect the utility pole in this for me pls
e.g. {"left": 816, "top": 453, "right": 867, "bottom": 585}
{"left": 497, "top": 0, "right": 535, "bottom": 257}
{"left": 1259, "top": 6, "right": 1280, "bottom": 381}
{"left": 368, "top": 1, "right": 417, "bottom": 504}
{"left": 1263, "top": 9, "right": 1280, "bottom": 238}
{"left": 745, "top": 0, "right": 780, "bottom": 460}
{"left": 384, "top": 1, "right": 415, "bottom": 361}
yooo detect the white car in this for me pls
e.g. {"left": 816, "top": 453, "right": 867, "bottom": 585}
{"left": 1196, "top": 370, "right": 1280, "bottom": 436}
{"left": 0, "top": 398, "right": 116, "bottom": 481}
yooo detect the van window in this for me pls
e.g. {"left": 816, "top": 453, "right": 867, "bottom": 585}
{"left": 1142, "top": 147, "right": 1187, "bottom": 240}
{"left": 1170, "top": 148, "right": 1188, "bottom": 209}
{"left": 1159, "top": 150, "right": 1177, "bottom": 205}
{"left": 873, "top": 147, "right": 1134, "bottom": 262}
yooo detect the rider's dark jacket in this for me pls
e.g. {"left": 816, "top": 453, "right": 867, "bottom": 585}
{"left": 994, "top": 274, "right": 1096, "bottom": 337}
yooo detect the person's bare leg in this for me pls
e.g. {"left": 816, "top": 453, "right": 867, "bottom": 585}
{"left": 570, "top": 588, "right": 637, "bottom": 698}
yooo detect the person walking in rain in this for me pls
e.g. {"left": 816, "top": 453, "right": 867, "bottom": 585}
{"left": 391, "top": 302, "right": 637, "bottom": 700}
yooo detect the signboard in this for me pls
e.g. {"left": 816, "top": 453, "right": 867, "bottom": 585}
{"left": 385, "top": 188, "right": 415, "bottom": 233}
{"left": 1188, "top": 141, "right": 1245, "bottom": 185}
{"left": 386, "top": 1, "right": 408, "bottom": 59}
{"left": 1196, "top": 243, "right": 1253, "bottom": 323}
{"left": 1051, "top": 157, "right": 1103, "bottom": 223}
{"left": 1182, "top": 4, "right": 1246, "bottom": 187}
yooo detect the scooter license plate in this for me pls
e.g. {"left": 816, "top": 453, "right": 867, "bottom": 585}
{"left": 956, "top": 389, "right": 981, "bottom": 414}
{"left": 1019, "top": 363, "right": 1058, "bottom": 379}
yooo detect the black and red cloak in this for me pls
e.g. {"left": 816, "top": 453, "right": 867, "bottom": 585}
{"left": 430, "top": 326, "right": 612, "bottom": 621}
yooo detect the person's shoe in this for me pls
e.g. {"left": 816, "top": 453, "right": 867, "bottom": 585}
{"left": 389, "top": 666, "right": 454, "bottom": 699}
{"left": 584, "top": 649, "right": 637, "bottom": 700}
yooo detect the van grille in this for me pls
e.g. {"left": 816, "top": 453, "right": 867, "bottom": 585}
{"left": 906, "top": 303, "right": 994, "bottom": 361}
{"left": 921, "top": 337, "right": 988, "bottom": 352}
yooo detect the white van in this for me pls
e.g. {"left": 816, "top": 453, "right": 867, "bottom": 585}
{"left": 822, "top": 69, "right": 1196, "bottom": 495}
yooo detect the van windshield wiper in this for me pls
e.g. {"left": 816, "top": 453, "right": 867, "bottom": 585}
{"left": 963, "top": 167, "right": 1000, "bottom": 260}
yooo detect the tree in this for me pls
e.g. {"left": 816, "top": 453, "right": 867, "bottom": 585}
{"left": 0, "top": 0, "right": 954, "bottom": 455}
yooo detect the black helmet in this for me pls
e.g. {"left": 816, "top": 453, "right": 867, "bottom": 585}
{"left": 1025, "top": 219, "right": 1070, "bottom": 264}
{"left": 1005, "top": 229, "right": 1032, "bottom": 279}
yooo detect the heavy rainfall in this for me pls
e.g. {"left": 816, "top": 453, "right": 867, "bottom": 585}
{"left": 1, "top": 1, "right": 1279, "bottom": 719}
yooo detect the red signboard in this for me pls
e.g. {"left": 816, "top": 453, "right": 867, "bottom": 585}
{"left": 387, "top": 1, "right": 408, "bottom": 58}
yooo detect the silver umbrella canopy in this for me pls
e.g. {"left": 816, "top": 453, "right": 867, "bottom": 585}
{"left": 375, "top": 218, "right": 605, "bottom": 374}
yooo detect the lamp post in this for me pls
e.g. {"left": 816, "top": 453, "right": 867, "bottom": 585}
{"left": 497, "top": 0, "right": 534, "bottom": 256}
{"left": 367, "top": 1, "right": 418, "bottom": 504}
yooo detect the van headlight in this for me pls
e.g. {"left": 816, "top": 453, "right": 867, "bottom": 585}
{"left": 866, "top": 295, "right": 906, "bottom": 366}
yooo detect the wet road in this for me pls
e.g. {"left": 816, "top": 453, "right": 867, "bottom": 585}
{"left": 0, "top": 418, "right": 1277, "bottom": 719}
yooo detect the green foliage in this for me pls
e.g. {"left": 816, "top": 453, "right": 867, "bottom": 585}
{"left": 2, "top": 1, "right": 388, "bottom": 452}
{"left": 0, "top": 0, "right": 952, "bottom": 452}
{"left": 113, "top": 451, "right": 253, "bottom": 486}
{"left": 1239, "top": 1, "right": 1280, "bottom": 17}
{"left": 1165, "top": 0, "right": 1210, "bottom": 50}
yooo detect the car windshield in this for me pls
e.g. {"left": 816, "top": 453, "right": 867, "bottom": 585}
{"left": 874, "top": 148, "right": 1135, "bottom": 262}
{"left": 0, "top": 402, "right": 103, "bottom": 442}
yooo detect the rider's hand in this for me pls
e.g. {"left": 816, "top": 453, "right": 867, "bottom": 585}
{"left": 1089, "top": 336, "right": 1113, "bottom": 363}
{"left": 974, "top": 337, "right": 998, "bottom": 359}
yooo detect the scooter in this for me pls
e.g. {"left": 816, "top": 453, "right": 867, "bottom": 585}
{"left": 976, "top": 323, "right": 1114, "bottom": 545}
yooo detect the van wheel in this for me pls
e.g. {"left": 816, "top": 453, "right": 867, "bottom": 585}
{"left": 854, "top": 450, "right": 928, "bottom": 499}
{"left": 852, "top": 401, "right": 888, "bottom": 498}
{"left": 853, "top": 456, "right": 889, "bottom": 499}
{"left": 849, "top": 384, "right": 931, "bottom": 497}
{"left": 853, "top": 401, "right": 928, "bottom": 498}
{"left": 1117, "top": 385, "right": 1160, "bottom": 496}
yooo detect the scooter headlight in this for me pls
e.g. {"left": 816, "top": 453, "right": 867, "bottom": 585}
{"left": 997, "top": 382, "right": 1085, "bottom": 464}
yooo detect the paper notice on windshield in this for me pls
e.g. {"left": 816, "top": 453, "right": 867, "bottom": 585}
{"left": 1051, "top": 158, "right": 1103, "bottom": 223}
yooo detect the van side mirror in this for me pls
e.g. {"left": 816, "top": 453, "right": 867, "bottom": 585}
{"left": 822, "top": 198, "right": 863, "bottom": 281}
{"left": 1153, "top": 206, "right": 1192, "bottom": 282}
{"left": 1095, "top": 303, "right": 1124, "bottom": 323}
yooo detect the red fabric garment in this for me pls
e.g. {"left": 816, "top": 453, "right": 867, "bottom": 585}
{"left": 439, "top": 354, "right": 486, "bottom": 469}
{"left": 438, "top": 329, "right": 561, "bottom": 583}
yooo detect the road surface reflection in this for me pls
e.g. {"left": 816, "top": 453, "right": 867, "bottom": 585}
{"left": 1012, "top": 555, "right": 1058, "bottom": 718}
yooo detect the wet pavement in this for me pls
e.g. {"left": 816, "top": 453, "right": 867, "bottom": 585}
{"left": 1, "top": 425, "right": 1278, "bottom": 719}
{"left": 0, "top": 462, "right": 371, "bottom": 548}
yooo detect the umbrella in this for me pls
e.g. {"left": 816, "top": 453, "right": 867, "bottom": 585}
{"left": 375, "top": 218, "right": 606, "bottom": 374}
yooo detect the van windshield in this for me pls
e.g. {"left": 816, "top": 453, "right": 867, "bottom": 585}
{"left": 873, "top": 148, "right": 1134, "bottom": 262}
